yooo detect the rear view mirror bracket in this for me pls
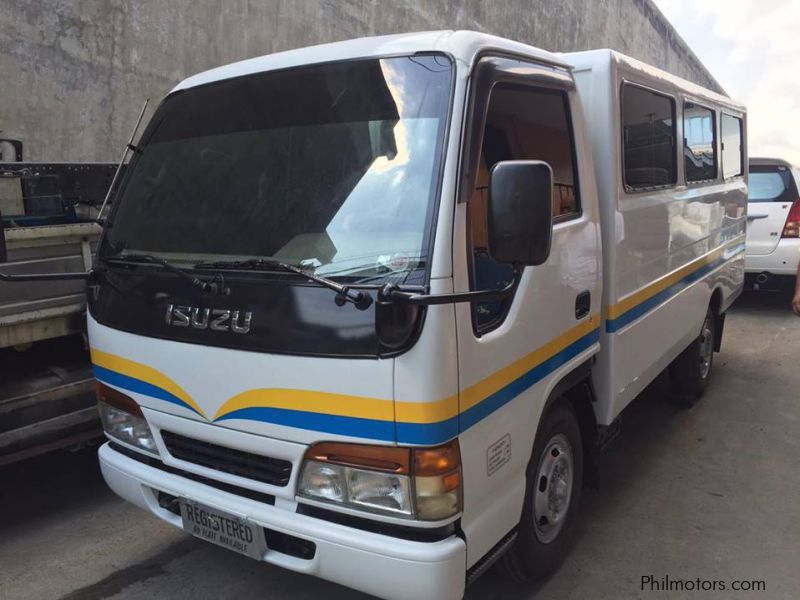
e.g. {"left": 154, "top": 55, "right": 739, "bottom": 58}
{"left": 377, "top": 278, "right": 519, "bottom": 306}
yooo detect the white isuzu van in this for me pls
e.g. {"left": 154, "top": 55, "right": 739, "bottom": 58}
{"left": 4, "top": 31, "right": 747, "bottom": 599}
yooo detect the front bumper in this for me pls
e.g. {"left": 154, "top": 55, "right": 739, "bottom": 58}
{"left": 99, "top": 443, "right": 466, "bottom": 600}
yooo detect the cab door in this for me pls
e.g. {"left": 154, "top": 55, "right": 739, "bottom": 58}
{"left": 452, "top": 57, "right": 602, "bottom": 566}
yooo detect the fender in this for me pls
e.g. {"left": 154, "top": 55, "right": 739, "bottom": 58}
{"left": 536, "top": 358, "right": 599, "bottom": 489}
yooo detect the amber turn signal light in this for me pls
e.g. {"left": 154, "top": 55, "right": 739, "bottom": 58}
{"left": 95, "top": 381, "right": 143, "bottom": 417}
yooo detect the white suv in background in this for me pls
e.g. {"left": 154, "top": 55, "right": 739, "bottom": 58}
{"left": 745, "top": 157, "right": 800, "bottom": 288}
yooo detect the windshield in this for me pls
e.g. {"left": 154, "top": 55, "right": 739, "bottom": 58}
{"left": 103, "top": 54, "right": 453, "bottom": 284}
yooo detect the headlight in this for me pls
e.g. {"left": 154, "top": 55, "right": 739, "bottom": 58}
{"left": 300, "top": 460, "right": 413, "bottom": 515}
{"left": 96, "top": 382, "right": 158, "bottom": 455}
{"left": 298, "top": 440, "right": 461, "bottom": 521}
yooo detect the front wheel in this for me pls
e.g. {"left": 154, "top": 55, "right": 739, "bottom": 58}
{"left": 669, "top": 308, "right": 716, "bottom": 407}
{"left": 501, "top": 401, "right": 583, "bottom": 581}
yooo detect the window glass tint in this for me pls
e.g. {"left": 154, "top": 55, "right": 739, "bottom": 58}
{"left": 468, "top": 85, "right": 579, "bottom": 330}
{"left": 103, "top": 55, "right": 453, "bottom": 285}
{"left": 683, "top": 103, "right": 716, "bottom": 182}
{"left": 622, "top": 84, "right": 676, "bottom": 189}
{"left": 747, "top": 167, "right": 795, "bottom": 202}
{"left": 721, "top": 114, "right": 743, "bottom": 178}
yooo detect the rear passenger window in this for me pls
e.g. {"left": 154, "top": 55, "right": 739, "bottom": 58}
{"left": 748, "top": 167, "right": 794, "bottom": 203}
{"left": 622, "top": 83, "right": 677, "bottom": 190}
{"left": 683, "top": 102, "right": 716, "bottom": 182}
{"left": 721, "top": 114, "right": 743, "bottom": 178}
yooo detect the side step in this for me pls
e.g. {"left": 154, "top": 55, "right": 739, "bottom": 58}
{"left": 597, "top": 416, "right": 622, "bottom": 452}
{"left": 465, "top": 529, "right": 518, "bottom": 586}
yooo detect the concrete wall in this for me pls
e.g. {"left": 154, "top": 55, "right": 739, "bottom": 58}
{"left": 1, "top": 0, "right": 721, "bottom": 162}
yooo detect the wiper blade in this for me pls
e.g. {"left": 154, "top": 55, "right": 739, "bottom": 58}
{"left": 195, "top": 258, "right": 372, "bottom": 310}
{"left": 101, "top": 253, "right": 228, "bottom": 295}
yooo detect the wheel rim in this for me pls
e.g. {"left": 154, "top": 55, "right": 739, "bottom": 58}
{"left": 698, "top": 315, "right": 714, "bottom": 380}
{"left": 533, "top": 433, "right": 574, "bottom": 544}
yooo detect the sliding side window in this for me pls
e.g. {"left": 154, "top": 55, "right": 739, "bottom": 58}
{"left": 683, "top": 102, "right": 717, "bottom": 182}
{"left": 621, "top": 84, "right": 677, "bottom": 190}
{"left": 721, "top": 113, "right": 743, "bottom": 179}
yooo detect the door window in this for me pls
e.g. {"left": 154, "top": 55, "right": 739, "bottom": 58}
{"left": 468, "top": 85, "right": 580, "bottom": 332}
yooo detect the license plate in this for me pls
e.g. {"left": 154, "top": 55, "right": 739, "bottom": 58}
{"left": 179, "top": 499, "right": 267, "bottom": 560}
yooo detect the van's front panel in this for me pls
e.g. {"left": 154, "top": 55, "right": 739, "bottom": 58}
{"left": 88, "top": 50, "right": 470, "bottom": 600}
{"left": 88, "top": 316, "right": 396, "bottom": 445}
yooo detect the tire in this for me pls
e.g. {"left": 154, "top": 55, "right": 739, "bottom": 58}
{"left": 501, "top": 401, "right": 583, "bottom": 582}
{"left": 669, "top": 307, "right": 715, "bottom": 407}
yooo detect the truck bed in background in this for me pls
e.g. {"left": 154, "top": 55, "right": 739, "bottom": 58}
{"left": 0, "top": 161, "right": 116, "bottom": 463}
{"left": 0, "top": 222, "right": 99, "bottom": 348}
{"left": 0, "top": 335, "right": 97, "bottom": 465}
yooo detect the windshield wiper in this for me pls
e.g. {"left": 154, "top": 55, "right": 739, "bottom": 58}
{"left": 195, "top": 258, "right": 373, "bottom": 310}
{"left": 101, "top": 253, "right": 228, "bottom": 295}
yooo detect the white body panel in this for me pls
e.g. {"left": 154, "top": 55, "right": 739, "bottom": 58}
{"left": 745, "top": 238, "right": 800, "bottom": 275}
{"left": 86, "top": 32, "right": 746, "bottom": 598}
{"left": 745, "top": 201, "right": 792, "bottom": 256}
{"left": 452, "top": 75, "right": 603, "bottom": 564}
{"left": 568, "top": 50, "right": 746, "bottom": 424}
{"left": 88, "top": 315, "right": 395, "bottom": 445}
{"left": 744, "top": 166, "right": 800, "bottom": 275}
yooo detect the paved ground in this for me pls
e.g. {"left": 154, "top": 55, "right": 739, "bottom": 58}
{"left": 1, "top": 289, "right": 799, "bottom": 600}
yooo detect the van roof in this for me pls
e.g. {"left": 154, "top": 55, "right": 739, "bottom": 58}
{"left": 172, "top": 31, "right": 741, "bottom": 114}
{"left": 565, "top": 48, "right": 745, "bottom": 113}
{"left": 172, "top": 30, "right": 571, "bottom": 92}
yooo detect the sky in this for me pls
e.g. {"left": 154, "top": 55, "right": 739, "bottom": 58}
{"left": 653, "top": 0, "right": 800, "bottom": 165}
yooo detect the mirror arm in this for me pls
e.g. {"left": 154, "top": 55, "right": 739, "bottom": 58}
{"left": 378, "top": 278, "right": 517, "bottom": 306}
{"left": 0, "top": 270, "right": 91, "bottom": 282}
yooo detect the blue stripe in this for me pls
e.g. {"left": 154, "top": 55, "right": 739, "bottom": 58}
{"left": 459, "top": 328, "right": 600, "bottom": 433}
{"left": 605, "top": 257, "right": 724, "bottom": 333}
{"left": 215, "top": 407, "right": 396, "bottom": 441}
{"left": 93, "top": 328, "right": 601, "bottom": 445}
{"left": 93, "top": 365, "right": 202, "bottom": 417}
{"left": 396, "top": 328, "right": 599, "bottom": 444}
{"left": 396, "top": 416, "right": 460, "bottom": 445}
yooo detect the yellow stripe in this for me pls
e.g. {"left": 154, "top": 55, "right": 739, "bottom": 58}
{"left": 90, "top": 348, "right": 205, "bottom": 418}
{"left": 213, "top": 389, "right": 394, "bottom": 422}
{"left": 604, "top": 241, "right": 736, "bottom": 320}
{"left": 395, "top": 394, "right": 459, "bottom": 424}
{"left": 395, "top": 316, "right": 599, "bottom": 424}
{"left": 93, "top": 316, "right": 600, "bottom": 427}
{"left": 460, "top": 315, "right": 599, "bottom": 412}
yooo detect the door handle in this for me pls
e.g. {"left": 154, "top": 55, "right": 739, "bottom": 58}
{"left": 575, "top": 291, "right": 591, "bottom": 319}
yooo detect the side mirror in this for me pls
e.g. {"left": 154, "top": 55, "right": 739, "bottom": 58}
{"left": 487, "top": 160, "right": 553, "bottom": 266}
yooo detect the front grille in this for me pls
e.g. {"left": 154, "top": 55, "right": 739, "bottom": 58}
{"left": 160, "top": 430, "right": 292, "bottom": 487}
{"left": 110, "top": 442, "right": 276, "bottom": 504}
